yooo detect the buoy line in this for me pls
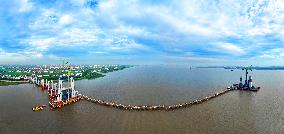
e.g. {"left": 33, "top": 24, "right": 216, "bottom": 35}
{"left": 79, "top": 88, "right": 233, "bottom": 111}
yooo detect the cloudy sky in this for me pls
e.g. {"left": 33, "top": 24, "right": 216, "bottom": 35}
{"left": 0, "top": 0, "right": 283, "bottom": 65}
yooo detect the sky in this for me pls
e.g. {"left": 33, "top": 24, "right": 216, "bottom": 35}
{"left": 0, "top": 0, "right": 283, "bottom": 65}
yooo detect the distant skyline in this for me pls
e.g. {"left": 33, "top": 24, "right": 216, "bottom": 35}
{"left": 0, "top": 0, "right": 283, "bottom": 65}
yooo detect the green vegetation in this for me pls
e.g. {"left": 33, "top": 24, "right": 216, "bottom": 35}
{"left": 0, "top": 65, "right": 133, "bottom": 86}
{"left": 0, "top": 81, "right": 22, "bottom": 86}
{"left": 80, "top": 69, "right": 105, "bottom": 80}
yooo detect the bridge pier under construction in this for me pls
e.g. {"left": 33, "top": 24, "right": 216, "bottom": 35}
{"left": 31, "top": 76, "right": 81, "bottom": 110}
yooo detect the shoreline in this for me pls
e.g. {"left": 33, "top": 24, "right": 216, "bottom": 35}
{"left": 0, "top": 67, "right": 131, "bottom": 86}
{"left": 0, "top": 80, "right": 28, "bottom": 86}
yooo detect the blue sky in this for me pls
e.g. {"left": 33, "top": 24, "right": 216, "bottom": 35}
{"left": 0, "top": 0, "right": 283, "bottom": 65}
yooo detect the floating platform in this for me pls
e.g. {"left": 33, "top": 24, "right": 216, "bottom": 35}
{"left": 31, "top": 77, "right": 81, "bottom": 110}
{"left": 227, "top": 84, "right": 260, "bottom": 92}
{"left": 49, "top": 96, "right": 81, "bottom": 110}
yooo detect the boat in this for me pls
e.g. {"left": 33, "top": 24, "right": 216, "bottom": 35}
{"left": 32, "top": 106, "right": 44, "bottom": 111}
{"left": 32, "top": 105, "right": 47, "bottom": 111}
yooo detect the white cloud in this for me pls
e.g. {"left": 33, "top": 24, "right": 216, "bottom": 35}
{"left": 71, "top": 0, "right": 87, "bottom": 6}
{"left": 58, "top": 14, "right": 74, "bottom": 26}
{"left": 47, "top": 54, "right": 63, "bottom": 60}
{"left": 95, "top": 0, "right": 283, "bottom": 42}
{"left": 63, "top": 28, "right": 99, "bottom": 44}
{"left": 0, "top": 46, "right": 50, "bottom": 64}
{"left": 165, "top": 55, "right": 227, "bottom": 64}
{"left": 104, "top": 36, "right": 146, "bottom": 50}
{"left": 259, "top": 48, "right": 284, "bottom": 59}
{"left": 18, "top": 0, "right": 33, "bottom": 13}
{"left": 214, "top": 42, "right": 245, "bottom": 55}
{"left": 5, "top": 0, "right": 284, "bottom": 64}
{"left": 154, "top": 9, "right": 214, "bottom": 36}
{"left": 25, "top": 0, "right": 284, "bottom": 47}
{"left": 28, "top": 9, "right": 58, "bottom": 30}
{"left": 247, "top": 27, "right": 272, "bottom": 36}
{"left": 112, "top": 25, "right": 150, "bottom": 37}
{"left": 0, "top": 48, "right": 29, "bottom": 63}
{"left": 99, "top": 0, "right": 116, "bottom": 10}
{"left": 33, "top": 53, "right": 43, "bottom": 58}
{"left": 21, "top": 37, "right": 55, "bottom": 51}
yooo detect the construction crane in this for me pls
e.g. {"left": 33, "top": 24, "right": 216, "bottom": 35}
{"left": 62, "top": 60, "right": 72, "bottom": 101}
{"left": 61, "top": 60, "right": 71, "bottom": 76}
{"left": 242, "top": 65, "right": 253, "bottom": 87}
{"left": 65, "top": 61, "right": 71, "bottom": 76}
{"left": 229, "top": 66, "right": 260, "bottom": 91}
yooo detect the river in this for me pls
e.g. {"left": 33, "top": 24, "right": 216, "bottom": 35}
{"left": 0, "top": 65, "right": 283, "bottom": 134}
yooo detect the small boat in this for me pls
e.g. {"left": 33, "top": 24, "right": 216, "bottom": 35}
{"left": 32, "top": 106, "right": 44, "bottom": 111}
{"left": 32, "top": 105, "right": 47, "bottom": 111}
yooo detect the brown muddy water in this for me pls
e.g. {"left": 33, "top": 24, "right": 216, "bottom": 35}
{"left": 0, "top": 65, "right": 283, "bottom": 134}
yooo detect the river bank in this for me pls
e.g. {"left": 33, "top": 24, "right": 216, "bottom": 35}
{"left": 0, "top": 65, "right": 132, "bottom": 86}
{"left": 0, "top": 80, "right": 29, "bottom": 86}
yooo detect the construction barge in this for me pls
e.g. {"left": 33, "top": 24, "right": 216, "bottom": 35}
{"left": 228, "top": 66, "right": 260, "bottom": 92}
{"left": 31, "top": 75, "right": 81, "bottom": 110}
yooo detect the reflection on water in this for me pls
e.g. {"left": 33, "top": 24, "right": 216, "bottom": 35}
{"left": 0, "top": 65, "right": 283, "bottom": 134}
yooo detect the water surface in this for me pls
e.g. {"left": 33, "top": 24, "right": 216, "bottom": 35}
{"left": 0, "top": 65, "right": 283, "bottom": 134}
